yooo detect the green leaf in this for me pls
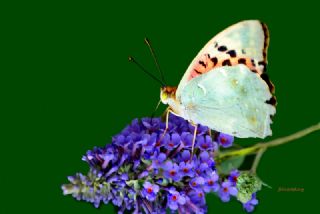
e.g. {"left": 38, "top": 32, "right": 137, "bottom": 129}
{"left": 216, "top": 153, "right": 245, "bottom": 175}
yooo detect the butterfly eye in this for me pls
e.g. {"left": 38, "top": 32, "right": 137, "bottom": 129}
{"left": 161, "top": 91, "right": 168, "bottom": 100}
{"left": 160, "top": 90, "right": 169, "bottom": 104}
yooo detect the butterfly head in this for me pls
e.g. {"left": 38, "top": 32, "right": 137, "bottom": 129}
{"left": 160, "top": 86, "right": 177, "bottom": 104}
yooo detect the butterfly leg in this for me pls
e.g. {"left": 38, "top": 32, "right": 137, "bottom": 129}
{"left": 157, "top": 108, "right": 173, "bottom": 144}
{"left": 190, "top": 123, "right": 198, "bottom": 161}
{"left": 164, "top": 108, "right": 172, "bottom": 131}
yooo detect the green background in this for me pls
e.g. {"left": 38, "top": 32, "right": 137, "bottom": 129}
{"left": 2, "top": 1, "right": 320, "bottom": 213}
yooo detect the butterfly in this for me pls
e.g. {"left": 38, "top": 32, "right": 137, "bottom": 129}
{"left": 159, "top": 20, "right": 276, "bottom": 140}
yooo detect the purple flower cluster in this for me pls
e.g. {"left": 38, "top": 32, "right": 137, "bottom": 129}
{"left": 62, "top": 115, "right": 260, "bottom": 213}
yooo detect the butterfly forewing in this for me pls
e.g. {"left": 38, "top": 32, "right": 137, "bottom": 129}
{"left": 176, "top": 20, "right": 270, "bottom": 99}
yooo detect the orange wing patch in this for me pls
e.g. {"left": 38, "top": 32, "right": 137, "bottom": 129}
{"left": 188, "top": 53, "right": 262, "bottom": 81}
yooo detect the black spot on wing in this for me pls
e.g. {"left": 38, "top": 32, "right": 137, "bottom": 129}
{"left": 260, "top": 21, "right": 269, "bottom": 62}
{"left": 226, "top": 50, "right": 236, "bottom": 57}
{"left": 210, "top": 57, "right": 218, "bottom": 65}
{"left": 194, "top": 69, "right": 201, "bottom": 74}
{"left": 251, "top": 59, "right": 256, "bottom": 66}
{"left": 258, "top": 61, "right": 266, "bottom": 66}
{"left": 218, "top": 46, "right": 227, "bottom": 52}
{"left": 199, "top": 60, "right": 206, "bottom": 68}
{"left": 238, "top": 58, "right": 246, "bottom": 64}
{"left": 222, "top": 59, "right": 231, "bottom": 66}
{"left": 266, "top": 96, "right": 277, "bottom": 106}
{"left": 258, "top": 61, "right": 267, "bottom": 72}
{"left": 260, "top": 73, "right": 275, "bottom": 93}
{"left": 250, "top": 69, "right": 258, "bottom": 73}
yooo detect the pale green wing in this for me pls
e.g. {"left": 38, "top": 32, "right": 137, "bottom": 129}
{"left": 176, "top": 20, "right": 268, "bottom": 99}
{"left": 179, "top": 65, "right": 275, "bottom": 138}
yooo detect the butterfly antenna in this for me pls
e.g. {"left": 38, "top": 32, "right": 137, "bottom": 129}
{"left": 128, "top": 56, "right": 165, "bottom": 86}
{"left": 144, "top": 38, "right": 166, "bottom": 85}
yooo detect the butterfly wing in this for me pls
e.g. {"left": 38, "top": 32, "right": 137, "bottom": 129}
{"left": 176, "top": 20, "right": 270, "bottom": 99}
{"left": 180, "top": 65, "right": 275, "bottom": 138}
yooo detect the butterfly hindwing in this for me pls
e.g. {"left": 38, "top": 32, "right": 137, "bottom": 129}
{"left": 180, "top": 65, "right": 275, "bottom": 138}
{"left": 176, "top": 20, "right": 270, "bottom": 99}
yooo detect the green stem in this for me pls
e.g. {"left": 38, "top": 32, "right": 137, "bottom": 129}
{"left": 216, "top": 122, "right": 320, "bottom": 161}
{"left": 250, "top": 147, "right": 266, "bottom": 173}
